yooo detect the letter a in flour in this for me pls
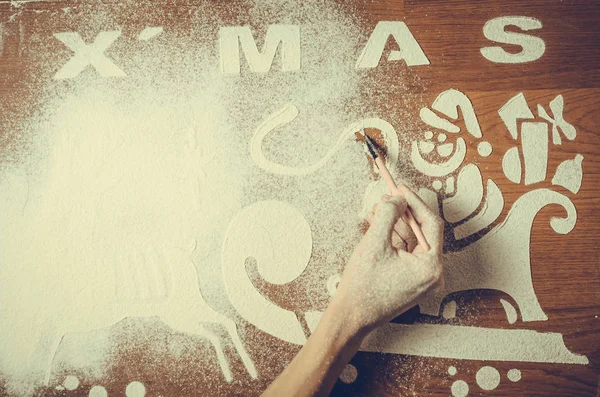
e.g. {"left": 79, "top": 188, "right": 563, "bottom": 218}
{"left": 219, "top": 25, "right": 300, "bottom": 74}
{"left": 355, "top": 21, "right": 430, "bottom": 69}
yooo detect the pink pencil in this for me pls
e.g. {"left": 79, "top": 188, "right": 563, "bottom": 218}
{"left": 362, "top": 131, "right": 430, "bottom": 251}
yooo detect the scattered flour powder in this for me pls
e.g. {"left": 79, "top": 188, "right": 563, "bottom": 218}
{"left": 0, "top": 0, "right": 424, "bottom": 395}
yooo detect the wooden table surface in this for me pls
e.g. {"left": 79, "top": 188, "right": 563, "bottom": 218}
{"left": 0, "top": 1, "right": 598, "bottom": 396}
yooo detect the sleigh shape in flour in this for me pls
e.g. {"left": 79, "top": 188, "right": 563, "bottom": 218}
{"left": 227, "top": 91, "right": 588, "bottom": 367}
{"left": 366, "top": 90, "right": 586, "bottom": 364}
{"left": 412, "top": 90, "right": 584, "bottom": 322}
{"left": 303, "top": 187, "right": 588, "bottom": 365}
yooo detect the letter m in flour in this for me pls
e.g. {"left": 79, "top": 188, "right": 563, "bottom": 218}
{"left": 219, "top": 25, "right": 300, "bottom": 74}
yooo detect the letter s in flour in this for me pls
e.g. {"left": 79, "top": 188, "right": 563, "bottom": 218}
{"left": 480, "top": 16, "right": 545, "bottom": 64}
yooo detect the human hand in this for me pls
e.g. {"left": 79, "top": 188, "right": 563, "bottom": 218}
{"left": 330, "top": 187, "right": 444, "bottom": 336}
{"left": 262, "top": 188, "right": 444, "bottom": 397}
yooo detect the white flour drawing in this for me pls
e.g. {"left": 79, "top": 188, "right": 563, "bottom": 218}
{"left": 227, "top": 90, "right": 588, "bottom": 365}
{"left": 0, "top": 104, "right": 258, "bottom": 391}
{"left": 32, "top": 240, "right": 258, "bottom": 386}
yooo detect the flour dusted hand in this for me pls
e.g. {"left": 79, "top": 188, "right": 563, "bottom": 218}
{"left": 333, "top": 188, "right": 444, "bottom": 334}
{"left": 262, "top": 188, "right": 444, "bottom": 397}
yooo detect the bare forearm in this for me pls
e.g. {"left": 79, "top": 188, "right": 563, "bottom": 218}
{"left": 261, "top": 299, "right": 367, "bottom": 397}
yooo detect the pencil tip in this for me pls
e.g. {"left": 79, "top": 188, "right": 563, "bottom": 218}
{"left": 363, "top": 132, "right": 379, "bottom": 159}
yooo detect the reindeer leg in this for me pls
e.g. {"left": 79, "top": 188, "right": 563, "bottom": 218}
{"left": 222, "top": 319, "right": 258, "bottom": 379}
{"left": 194, "top": 325, "right": 233, "bottom": 383}
{"left": 30, "top": 326, "right": 64, "bottom": 387}
{"left": 43, "top": 335, "right": 63, "bottom": 386}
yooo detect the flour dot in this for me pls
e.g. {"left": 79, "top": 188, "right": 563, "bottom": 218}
{"left": 477, "top": 141, "right": 493, "bottom": 157}
{"left": 451, "top": 380, "right": 469, "bottom": 397}
{"left": 126, "top": 381, "right": 146, "bottom": 397}
{"left": 89, "top": 386, "right": 108, "bottom": 397}
{"left": 507, "top": 368, "right": 521, "bottom": 382}
{"left": 424, "top": 131, "right": 434, "bottom": 139}
{"left": 432, "top": 180, "right": 443, "bottom": 191}
{"left": 476, "top": 366, "right": 500, "bottom": 390}
{"left": 64, "top": 376, "right": 80, "bottom": 391}
{"left": 438, "top": 133, "right": 447, "bottom": 142}
{"left": 339, "top": 364, "right": 358, "bottom": 384}
{"left": 448, "top": 366, "right": 457, "bottom": 376}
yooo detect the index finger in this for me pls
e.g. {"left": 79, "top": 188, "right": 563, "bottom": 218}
{"left": 397, "top": 184, "right": 443, "bottom": 253}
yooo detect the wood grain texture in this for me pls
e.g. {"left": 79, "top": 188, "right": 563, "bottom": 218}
{"left": 0, "top": 0, "right": 598, "bottom": 396}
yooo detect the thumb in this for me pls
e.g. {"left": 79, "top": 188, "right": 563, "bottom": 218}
{"left": 367, "top": 195, "right": 407, "bottom": 249}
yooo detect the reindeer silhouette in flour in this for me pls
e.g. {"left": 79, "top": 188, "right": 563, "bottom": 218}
{"left": 5, "top": 121, "right": 258, "bottom": 390}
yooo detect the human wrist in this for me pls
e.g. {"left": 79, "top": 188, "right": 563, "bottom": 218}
{"left": 323, "top": 294, "right": 372, "bottom": 342}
